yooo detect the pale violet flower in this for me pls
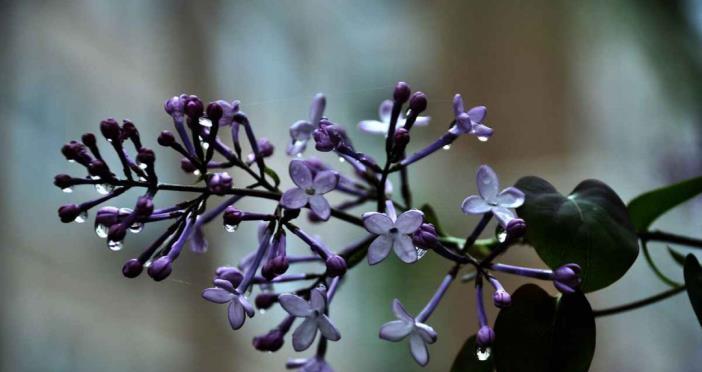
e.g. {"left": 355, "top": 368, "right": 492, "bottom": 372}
{"left": 280, "top": 160, "right": 339, "bottom": 221}
{"left": 379, "top": 299, "right": 437, "bottom": 366}
{"left": 286, "top": 356, "right": 333, "bottom": 372}
{"left": 288, "top": 94, "right": 326, "bottom": 156}
{"left": 450, "top": 94, "right": 493, "bottom": 139}
{"left": 363, "top": 203, "right": 424, "bottom": 265}
{"left": 461, "top": 165, "right": 525, "bottom": 226}
{"left": 358, "top": 99, "right": 430, "bottom": 135}
{"left": 201, "top": 278, "right": 255, "bottom": 329}
{"left": 279, "top": 288, "right": 341, "bottom": 351}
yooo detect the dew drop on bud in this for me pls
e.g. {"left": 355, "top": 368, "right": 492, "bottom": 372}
{"left": 477, "top": 347, "right": 491, "bottom": 361}
{"left": 442, "top": 144, "right": 451, "bottom": 150}
{"left": 259, "top": 309, "right": 266, "bottom": 315}
{"left": 138, "top": 176, "right": 148, "bottom": 182}
{"left": 143, "top": 259, "right": 153, "bottom": 268}
{"left": 68, "top": 159, "right": 76, "bottom": 164}
{"left": 415, "top": 247, "right": 427, "bottom": 260}
{"left": 338, "top": 157, "right": 345, "bottom": 163}
{"left": 477, "top": 136, "right": 489, "bottom": 142}
{"left": 62, "top": 187, "right": 73, "bottom": 193}
{"left": 295, "top": 153, "right": 303, "bottom": 158}
{"left": 193, "top": 169, "right": 202, "bottom": 176}
{"left": 95, "top": 224, "right": 109, "bottom": 238}
{"left": 138, "top": 162, "right": 148, "bottom": 170}
{"left": 129, "top": 222, "right": 144, "bottom": 234}
{"left": 74, "top": 211, "right": 88, "bottom": 224}
{"left": 224, "top": 224, "right": 238, "bottom": 233}
{"left": 199, "top": 117, "right": 213, "bottom": 127}
{"left": 107, "top": 240, "right": 123, "bottom": 251}
{"left": 202, "top": 141, "right": 210, "bottom": 150}
{"left": 95, "top": 183, "right": 114, "bottom": 195}
{"left": 119, "top": 208, "right": 134, "bottom": 215}
{"left": 497, "top": 230, "right": 507, "bottom": 243}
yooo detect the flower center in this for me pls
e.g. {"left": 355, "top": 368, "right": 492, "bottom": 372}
{"left": 389, "top": 227, "right": 399, "bottom": 234}
{"left": 305, "top": 188, "right": 316, "bottom": 196}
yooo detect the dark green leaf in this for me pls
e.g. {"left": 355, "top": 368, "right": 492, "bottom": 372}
{"left": 515, "top": 177, "right": 639, "bottom": 292}
{"left": 683, "top": 254, "right": 702, "bottom": 327}
{"left": 419, "top": 204, "right": 445, "bottom": 236}
{"left": 668, "top": 247, "right": 687, "bottom": 267}
{"left": 451, "top": 335, "right": 494, "bottom": 372}
{"left": 627, "top": 175, "right": 702, "bottom": 232}
{"left": 494, "top": 284, "right": 596, "bottom": 372}
{"left": 264, "top": 167, "right": 281, "bottom": 187}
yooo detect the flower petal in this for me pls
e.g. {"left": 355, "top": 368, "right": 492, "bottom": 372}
{"left": 393, "top": 234, "right": 418, "bottom": 263}
{"left": 395, "top": 210, "right": 424, "bottom": 234}
{"left": 279, "top": 293, "right": 313, "bottom": 317}
{"left": 471, "top": 123, "right": 494, "bottom": 138}
{"left": 201, "top": 288, "right": 235, "bottom": 304}
{"left": 476, "top": 165, "right": 499, "bottom": 203}
{"left": 309, "top": 94, "right": 326, "bottom": 125}
{"left": 409, "top": 333, "right": 430, "bottom": 366}
{"left": 290, "top": 120, "right": 314, "bottom": 141}
{"left": 228, "top": 300, "right": 246, "bottom": 329}
{"left": 292, "top": 317, "right": 319, "bottom": 351}
{"left": 281, "top": 188, "right": 309, "bottom": 209}
{"left": 190, "top": 225, "right": 208, "bottom": 253}
{"left": 497, "top": 187, "right": 525, "bottom": 208}
{"left": 379, "top": 99, "right": 393, "bottom": 123}
{"left": 214, "top": 278, "right": 235, "bottom": 292}
{"left": 461, "top": 195, "right": 491, "bottom": 215}
{"left": 467, "top": 105, "right": 487, "bottom": 123}
{"left": 317, "top": 315, "right": 341, "bottom": 341}
{"left": 392, "top": 298, "right": 414, "bottom": 322}
{"left": 367, "top": 235, "right": 393, "bottom": 265}
{"left": 452, "top": 94, "right": 465, "bottom": 117}
{"left": 412, "top": 116, "right": 431, "bottom": 127}
{"left": 309, "top": 195, "right": 331, "bottom": 221}
{"left": 358, "top": 120, "right": 390, "bottom": 135}
{"left": 313, "top": 171, "right": 339, "bottom": 194}
{"left": 379, "top": 320, "right": 413, "bottom": 341}
{"left": 239, "top": 296, "right": 256, "bottom": 318}
{"left": 287, "top": 140, "right": 308, "bottom": 156}
{"left": 362, "top": 212, "right": 393, "bottom": 235}
{"left": 414, "top": 323, "right": 438, "bottom": 344}
{"left": 310, "top": 288, "right": 326, "bottom": 313}
{"left": 492, "top": 206, "right": 516, "bottom": 227}
{"left": 289, "top": 160, "right": 313, "bottom": 188}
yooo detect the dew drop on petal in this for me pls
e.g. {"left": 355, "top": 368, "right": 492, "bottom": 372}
{"left": 477, "top": 136, "right": 489, "bottom": 142}
{"left": 95, "top": 224, "right": 109, "bottom": 238}
{"left": 62, "top": 187, "right": 73, "bottom": 193}
{"left": 74, "top": 211, "right": 88, "bottom": 224}
{"left": 477, "top": 347, "right": 491, "bottom": 361}
{"left": 129, "top": 222, "right": 144, "bottom": 234}
{"left": 416, "top": 247, "right": 427, "bottom": 260}
{"left": 199, "top": 117, "right": 213, "bottom": 127}
{"left": 224, "top": 224, "right": 238, "bottom": 232}
{"left": 442, "top": 144, "right": 451, "bottom": 150}
{"left": 107, "top": 240, "right": 123, "bottom": 251}
{"left": 95, "top": 183, "right": 114, "bottom": 195}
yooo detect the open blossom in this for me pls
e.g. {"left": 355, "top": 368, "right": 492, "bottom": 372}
{"left": 286, "top": 356, "right": 333, "bottom": 372}
{"left": 461, "top": 165, "right": 525, "bottom": 226}
{"left": 278, "top": 288, "right": 341, "bottom": 351}
{"left": 363, "top": 205, "right": 424, "bottom": 265}
{"left": 288, "top": 94, "right": 326, "bottom": 156}
{"left": 201, "top": 278, "right": 255, "bottom": 329}
{"left": 280, "top": 160, "right": 339, "bottom": 221}
{"left": 451, "top": 94, "right": 493, "bottom": 138}
{"left": 358, "top": 99, "right": 430, "bottom": 135}
{"left": 379, "top": 299, "right": 437, "bottom": 366}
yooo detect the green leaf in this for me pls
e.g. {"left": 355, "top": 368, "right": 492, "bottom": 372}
{"left": 493, "top": 284, "right": 596, "bottom": 372}
{"left": 668, "top": 246, "right": 687, "bottom": 267}
{"left": 627, "top": 175, "right": 702, "bottom": 232}
{"left": 419, "top": 204, "right": 445, "bottom": 236}
{"left": 451, "top": 335, "right": 494, "bottom": 372}
{"left": 515, "top": 177, "right": 639, "bottom": 292}
{"left": 683, "top": 254, "right": 702, "bottom": 327}
{"left": 264, "top": 167, "right": 281, "bottom": 188}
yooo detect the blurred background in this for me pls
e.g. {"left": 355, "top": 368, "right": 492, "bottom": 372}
{"left": 1, "top": 0, "right": 702, "bottom": 371}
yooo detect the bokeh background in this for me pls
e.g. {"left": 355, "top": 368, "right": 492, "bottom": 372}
{"left": 2, "top": 1, "right": 702, "bottom": 371}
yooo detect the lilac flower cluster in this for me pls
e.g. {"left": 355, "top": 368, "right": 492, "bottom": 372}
{"left": 55, "top": 82, "right": 582, "bottom": 370}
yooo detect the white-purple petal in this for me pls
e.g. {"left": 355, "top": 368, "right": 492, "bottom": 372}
{"left": 281, "top": 188, "right": 310, "bottom": 209}
{"left": 292, "top": 317, "right": 319, "bottom": 351}
{"left": 228, "top": 300, "right": 246, "bottom": 329}
{"left": 476, "top": 165, "right": 500, "bottom": 203}
{"left": 239, "top": 296, "right": 256, "bottom": 318}
{"left": 362, "top": 212, "right": 394, "bottom": 234}
{"left": 467, "top": 105, "right": 487, "bottom": 123}
{"left": 287, "top": 140, "right": 307, "bottom": 156}
{"left": 452, "top": 94, "right": 465, "bottom": 117}
{"left": 201, "top": 288, "right": 235, "bottom": 304}
{"left": 289, "top": 160, "right": 313, "bottom": 188}
{"left": 309, "top": 93, "right": 326, "bottom": 126}
{"left": 394, "top": 210, "right": 424, "bottom": 234}
{"left": 393, "top": 234, "right": 418, "bottom": 264}
{"left": 317, "top": 315, "right": 341, "bottom": 341}
{"left": 391, "top": 299, "right": 414, "bottom": 322}
{"left": 279, "top": 293, "right": 313, "bottom": 317}
{"left": 309, "top": 195, "right": 331, "bottom": 221}
{"left": 379, "top": 320, "right": 413, "bottom": 341}
{"left": 290, "top": 120, "right": 315, "bottom": 141}
{"left": 409, "top": 333, "right": 429, "bottom": 366}
{"left": 461, "top": 195, "right": 492, "bottom": 215}
{"left": 190, "top": 225, "right": 208, "bottom": 253}
{"left": 497, "top": 187, "right": 525, "bottom": 208}
{"left": 367, "top": 235, "right": 393, "bottom": 265}
{"left": 379, "top": 99, "right": 393, "bottom": 123}
{"left": 412, "top": 116, "right": 431, "bottom": 127}
{"left": 313, "top": 171, "right": 339, "bottom": 194}
{"left": 214, "top": 278, "right": 235, "bottom": 292}
{"left": 414, "top": 323, "right": 438, "bottom": 344}
{"left": 491, "top": 206, "right": 516, "bottom": 227}
{"left": 358, "top": 120, "right": 390, "bottom": 135}
{"left": 471, "top": 123, "right": 494, "bottom": 138}
{"left": 309, "top": 288, "right": 326, "bottom": 313}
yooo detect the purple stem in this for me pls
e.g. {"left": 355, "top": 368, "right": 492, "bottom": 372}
{"left": 327, "top": 276, "right": 341, "bottom": 303}
{"left": 166, "top": 214, "right": 195, "bottom": 260}
{"left": 286, "top": 224, "right": 332, "bottom": 259}
{"left": 170, "top": 115, "right": 195, "bottom": 155}
{"left": 237, "top": 225, "right": 274, "bottom": 293}
{"left": 487, "top": 263, "right": 553, "bottom": 280}
{"left": 476, "top": 278, "right": 488, "bottom": 328}
{"left": 416, "top": 266, "right": 458, "bottom": 322}
{"left": 398, "top": 131, "right": 459, "bottom": 169}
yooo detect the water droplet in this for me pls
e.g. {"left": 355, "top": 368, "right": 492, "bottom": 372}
{"left": 107, "top": 240, "right": 123, "bottom": 251}
{"left": 296, "top": 153, "right": 303, "bottom": 158}
{"left": 68, "top": 159, "right": 76, "bottom": 163}
{"left": 138, "top": 176, "right": 148, "bottom": 182}
{"left": 199, "top": 117, "right": 213, "bottom": 127}
{"left": 442, "top": 144, "right": 451, "bottom": 150}
{"left": 497, "top": 230, "right": 507, "bottom": 243}
{"left": 95, "top": 183, "right": 114, "bottom": 195}
{"left": 477, "top": 347, "right": 491, "bottom": 361}
{"left": 90, "top": 175, "right": 101, "bottom": 180}
{"left": 224, "top": 224, "right": 238, "bottom": 232}
{"left": 119, "top": 208, "right": 134, "bottom": 215}
{"left": 477, "top": 136, "right": 489, "bottom": 142}
{"left": 416, "top": 248, "right": 427, "bottom": 260}
{"left": 74, "top": 211, "right": 88, "bottom": 223}
{"left": 138, "top": 162, "right": 148, "bottom": 170}
{"left": 202, "top": 141, "right": 210, "bottom": 150}
{"left": 129, "top": 222, "right": 144, "bottom": 234}
{"left": 143, "top": 260, "right": 153, "bottom": 268}
{"left": 338, "top": 157, "right": 345, "bottom": 163}
{"left": 259, "top": 309, "right": 266, "bottom": 315}
{"left": 62, "top": 187, "right": 73, "bottom": 193}
{"left": 193, "top": 169, "right": 202, "bottom": 176}
{"left": 95, "top": 224, "right": 109, "bottom": 238}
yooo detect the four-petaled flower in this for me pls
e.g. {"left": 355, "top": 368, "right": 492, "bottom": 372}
{"left": 281, "top": 160, "right": 339, "bottom": 221}
{"left": 278, "top": 288, "right": 341, "bottom": 351}
{"left": 288, "top": 94, "right": 326, "bottom": 156}
{"left": 363, "top": 207, "right": 424, "bottom": 265}
{"left": 202, "top": 278, "right": 255, "bottom": 329}
{"left": 379, "top": 299, "right": 437, "bottom": 366}
{"left": 452, "top": 94, "right": 493, "bottom": 139}
{"left": 358, "top": 99, "right": 430, "bottom": 135}
{"left": 461, "top": 165, "right": 525, "bottom": 227}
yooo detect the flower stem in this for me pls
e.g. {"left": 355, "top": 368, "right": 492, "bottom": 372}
{"left": 640, "top": 230, "right": 702, "bottom": 249}
{"left": 416, "top": 265, "right": 459, "bottom": 322}
{"left": 592, "top": 286, "right": 686, "bottom": 318}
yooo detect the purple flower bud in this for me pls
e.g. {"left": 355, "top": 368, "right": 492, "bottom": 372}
{"left": 58, "top": 204, "right": 82, "bottom": 223}
{"left": 409, "top": 92, "right": 428, "bottom": 113}
{"left": 136, "top": 148, "right": 155, "bottom": 165}
{"left": 61, "top": 141, "right": 84, "bottom": 161}
{"left": 95, "top": 206, "right": 121, "bottom": 226}
{"left": 207, "top": 172, "right": 232, "bottom": 195}
{"left": 223, "top": 206, "right": 244, "bottom": 227}
{"left": 261, "top": 260, "right": 278, "bottom": 281}
{"left": 506, "top": 218, "right": 527, "bottom": 239}
{"left": 325, "top": 255, "right": 347, "bottom": 277}
{"left": 121, "top": 120, "right": 140, "bottom": 143}
{"left": 392, "top": 127, "right": 410, "bottom": 160}
{"left": 412, "top": 223, "right": 439, "bottom": 250}
{"left": 135, "top": 196, "right": 154, "bottom": 218}
{"left": 255, "top": 292, "right": 278, "bottom": 310}
{"left": 81, "top": 133, "right": 97, "bottom": 147}
{"left": 216, "top": 266, "right": 244, "bottom": 287}
{"left": 158, "top": 130, "right": 176, "bottom": 146}
{"left": 164, "top": 95, "right": 186, "bottom": 115}
{"left": 270, "top": 255, "right": 289, "bottom": 275}
{"left": 252, "top": 329, "right": 285, "bottom": 352}
{"left": 493, "top": 289, "right": 512, "bottom": 308}
{"left": 100, "top": 118, "right": 121, "bottom": 141}
{"left": 476, "top": 325, "right": 495, "bottom": 348}
{"left": 206, "top": 102, "right": 223, "bottom": 123}
{"left": 180, "top": 158, "right": 197, "bottom": 173}
{"left": 107, "top": 224, "right": 127, "bottom": 242}
{"left": 553, "top": 263, "right": 582, "bottom": 294}
{"left": 87, "top": 160, "right": 110, "bottom": 178}
{"left": 122, "top": 259, "right": 143, "bottom": 278}
{"left": 184, "top": 96, "right": 204, "bottom": 118}
{"left": 393, "top": 81, "right": 411, "bottom": 103}
{"left": 313, "top": 126, "right": 340, "bottom": 152}
{"left": 147, "top": 256, "right": 173, "bottom": 281}
{"left": 257, "top": 138, "right": 274, "bottom": 158}
{"left": 54, "top": 174, "right": 74, "bottom": 189}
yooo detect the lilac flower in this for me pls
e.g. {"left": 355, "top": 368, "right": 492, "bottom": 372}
{"left": 379, "top": 299, "right": 437, "bottom": 366}
{"left": 461, "top": 165, "right": 525, "bottom": 227}
{"left": 201, "top": 278, "right": 255, "bottom": 330}
{"left": 286, "top": 356, "right": 333, "bottom": 372}
{"left": 278, "top": 288, "right": 341, "bottom": 351}
{"left": 280, "top": 160, "right": 339, "bottom": 221}
{"left": 288, "top": 94, "right": 326, "bottom": 156}
{"left": 450, "top": 94, "right": 493, "bottom": 139}
{"left": 553, "top": 263, "right": 582, "bottom": 294}
{"left": 362, "top": 203, "right": 424, "bottom": 265}
{"left": 358, "top": 100, "right": 430, "bottom": 135}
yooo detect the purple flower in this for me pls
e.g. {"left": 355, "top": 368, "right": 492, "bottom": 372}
{"left": 286, "top": 356, "right": 334, "bottom": 372}
{"left": 280, "top": 160, "right": 339, "bottom": 221}
{"left": 553, "top": 263, "right": 582, "bottom": 294}
{"left": 379, "top": 299, "right": 437, "bottom": 366}
{"left": 288, "top": 94, "right": 326, "bottom": 156}
{"left": 278, "top": 288, "right": 341, "bottom": 351}
{"left": 451, "top": 94, "right": 493, "bottom": 139}
{"left": 208, "top": 172, "right": 232, "bottom": 195}
{"left": 362, "top": 205, "right": 424, "bottom": 265}
{"left": 358, "top": 100, "right": 430, "bottom": 135}
{"left": 201, "top": 278, "right": 255, "bottom": 330}
{"left": 461, "top": 165, "right": 525, "bottom": 227}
